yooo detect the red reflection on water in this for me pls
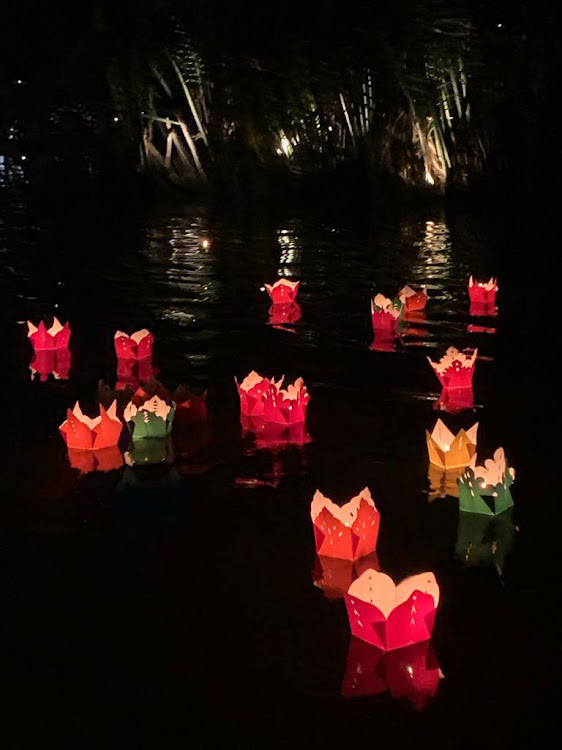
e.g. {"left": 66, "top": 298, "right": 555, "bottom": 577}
{"left": 470, "top": 301, "right": 498, "bottom": 317}
{"left": 116, "top": 357, "right": 157, "bottom": 390}
{"left": 468, "top": 323, "right": 497, "bottom": 334}
{"left": 370, "top": 332, "right": 397, "bottom": 352}
{"left": 312, "top": 552, "right": 380, "bottom": 601}
{"left": 30, "top": 347, "right": 71, "bottom": 381}
{"left": 241, "top": 415, "right": 310, "bottom": 449}
{"left": 433, "top": 387, "right": 475, "bottom": 415}
{"left": 341, "top": 638, "right": 442, "bottom": 709}
{"left": 268, "top": 302, "right": 302, "bottom": 326}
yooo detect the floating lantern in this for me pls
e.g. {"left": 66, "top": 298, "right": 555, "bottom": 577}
{"left": 263, "top": 377, "right": 309, "bottom": 425}
{"left": 264, "top": 279, "right": 300, "bottom": 304}
{"left": 458, "top": 447, "right": 515, "bottom": 516}
{"left": 426, "top": 419, "right": 478, "bottom": 471}
{"left": 399, "top": 285, "right": 428, "bottom": 312}
{"left": 124, "top": 380, "right": 175, "bottom": 439}
{"left": 313, "top": 552, "right": 380, "bottom": 601}
{"left": 428, "top": 347, "right": 477, "bottom": 390}
{"left": 236, "top": 371, "right": 284, "bottom": 417}
{"left": 114, "top": 329, "right": 154, "bottom": 360}
{"left": 455, "top": 509, "right": 516, "bottom": 572}
{"left": 268, "top": 302, "right": 302, "bottom": 326}
{"left": 172, "top": 386, "right": 207, "bottom": 423}
{"left": 30, "top": 348, "right": 71, "bottom": 381}
{"left": 341, "top": 638, "right": 442, "bottom": 708}
{"left": 371, "top": 293, "right": 402, "bottom": 333}
{"left": 59, "top": 400, "right": 123, "bottom": 450}
{"left": 66, "top": 445, "right": 123, "bottom": 474}
{"left": 345, "top": 569, "right": 439, "bottom": 651}
{"left": 27, "top": 318, "right": 71, "bottom": 351}
{"left": 468, "top": 276, "right": 498, "bottom": 307}
{"left": 311, "top": 488, "right": 380, "bottom": 561}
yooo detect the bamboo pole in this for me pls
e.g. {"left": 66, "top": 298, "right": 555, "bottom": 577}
{"left": 171, "top": 58, "right": 209, "bottom": 147}
{"left": 339, "top": 92, "right": 356, "bottom": 153}
{"left": 177, "top": 115, "right": 206, "bottom": 178}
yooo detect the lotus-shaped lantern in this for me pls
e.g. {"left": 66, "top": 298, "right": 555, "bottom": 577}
{"left": 468, "top": 276, "right": 498, "bottom": 306}
{"left": 371, "top": 294, "right": 402, "bottom": 334}
{"left": 124, "top": 380, "right": 175, "bottom": 439}
{"left": 27, "top": 317, "right": 71, "bottom": 352}
{"left": 114, "top": 329, "right": 154, "bottom": 360}
{"left": 345, "top": 569, "right": 439, "bottom": 651}
{"left": 311, "top": 488, "right": 380, "bottom": 561}
{"left": 428, "top": 347, "right": 477, "bottom": 390}
{"left": 236, "top": 371, "right": 284, "bottom": 417}
{"left": 426, "top": 419, "right": 478, "bottom": 471}
{"left": 59, "top": 400, "right": 123, "bottom": 451}
{"left": 264, "top": 279, "right": 300, "bottom": 304}
{"left": 458, "top": 447, "right": 515, "bottom": 516}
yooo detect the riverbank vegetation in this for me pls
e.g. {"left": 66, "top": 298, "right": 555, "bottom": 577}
{"left": 1, "top": 1, "right": 557, "bottom": 198}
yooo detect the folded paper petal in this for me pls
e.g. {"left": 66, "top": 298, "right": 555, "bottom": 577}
{"left": 345, "top": 569, "right": 439, "bottom": 651}
{"left": 263, "top": 377, "right": 309, "bottom": 425}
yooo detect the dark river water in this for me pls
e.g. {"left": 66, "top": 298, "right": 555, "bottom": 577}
{"left": 0, "top": 176, "right": 556, "bottom": 746}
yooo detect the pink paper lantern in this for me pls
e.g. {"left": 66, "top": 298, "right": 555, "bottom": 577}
{"left": 263, "top": 377, "right": 310, "bottom": 425}
{"left": 427, "top": 347, "right": 477, "bottom": 390}
{"left": 345, "top": 569, "right": 439, "bottom": 651}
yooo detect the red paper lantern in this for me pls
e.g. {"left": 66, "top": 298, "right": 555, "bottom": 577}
{"left": 27, "top": 318, "right": 71, "bottom": 351}
{"left": 114, "top": 329, "right": 154, "bottom": 360}
{"left": 236, "top": 371, "right": 284, "bottom": 417}
{"left": 371, "top": 294, "right": 401, "bottom": 334}
{"left": 264, "top": 279, "right": 300, "bottom": 304}
{"left": 468, "top": 276, "right": 498, "bottom": 306}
